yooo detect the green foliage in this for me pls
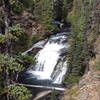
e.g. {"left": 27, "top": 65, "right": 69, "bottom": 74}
{"left": 32, "top": 34, "right": 42, "bottom": 43}
{"left": 51, "top": 90, "right": 59, "bottom": 100}
{"left": 10, "top": 0, "right": 35, "bottom": 13}
{"left": 0, "top": 34, "right": 6, "bottom": 43}
{"left": 95, "top": 59, "right": 100, "bottom": 71}
{"left": 10, "top": 0, "right": 24, "bottom": 13}
{"left": 5, "top": 33, "right": 17, "bottom": 41}
{"left": 19, "top": 0, "right": 35, "bottom": 11}
{"left": 11, "top": 25, "right": 31, "bottom": 53}
{"left": 65, "top": 74, "right": 81, "bottom": 85}
{"left": 0, "top": 25, "right": 23, "bottom": 44}
{"left": 34, "top": 0, "right": 56, "bottom": 33}
{"left": 62, "top": 0, "right": 68, "bottom": 20}
{"left": 9, "top": 24, "right": 24, "bottom": 37}
{"left": 0, "top": 54, "right": 24, "bottom": 94}
{"left": 0, "top": 25, "right": 25, "bottom": 45}
{"left": 15, "top": 33, "right": 32, "bottom": 53}
{"left": 7, "top": 85, "right": 32, "bottom": 100}
{"left": 0, "top": 54, "right": 24, "bottom": 72}
{"left": 0, "top": 33, "right": 18, "bottom": 44}
{"left": 96, "top": 74, "right": 100, "bottom": 77}
{"left": 17, "top": 54, "right": 36, "bottom": 65}
{"left": 65, "top": 0, "right": 92, "bottom": 85}
{"left": 0, "top": 54, "right": 33, "bottom": 100}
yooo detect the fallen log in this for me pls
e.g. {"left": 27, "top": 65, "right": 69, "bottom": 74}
{"left": 15, "top": 83, "right": 66, "bottom": 91}
{"left": 33, "top": 90, "right": 52, "bottom": 100}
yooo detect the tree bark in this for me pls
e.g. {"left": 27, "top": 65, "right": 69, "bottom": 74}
{"left": 2, "top": 1, "right": 12, "bottom": 100}
{"left": 3, "top": 0, "right": 12, "bottom": 55}
{"left": 15, "top": 83, "right": 66, "bottom": 91}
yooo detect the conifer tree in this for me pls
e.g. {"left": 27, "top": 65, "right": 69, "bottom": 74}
{"left": 34, "top": 0, "right": 55, "bottom": 33}
{"left": 64, "top": 0, "right": 91, "bottom": 85}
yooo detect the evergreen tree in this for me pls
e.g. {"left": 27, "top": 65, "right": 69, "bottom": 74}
{"left": 53, "top": 0, "right": 63, "bottom": 21}
{"left": 34, "top": 0, "right": 56, "bottom": 33}
{"left": 0, "top": 1, "right": 33, "bottom": 100}
{"left": 62, "top": 0, "right": 73, "bottom": 20}
{"left": 64, "top": 0, "right": 91, "bottom": 85}
{"left": 62, "top": 0, "right": 68, "bottom": 20}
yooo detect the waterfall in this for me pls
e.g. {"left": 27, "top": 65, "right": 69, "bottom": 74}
{"left": 22, "top": 39, "right": 47, "bottom": 55}
{"left": 25, "top": 32, "right": 69, "bottom": 84}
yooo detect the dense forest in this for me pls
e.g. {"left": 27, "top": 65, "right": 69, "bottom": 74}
{"left": 0, "top": 0, "right": 100, "bottom": 100}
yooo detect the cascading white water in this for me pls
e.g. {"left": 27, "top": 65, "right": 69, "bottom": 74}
{"left": 27, "top": 32, "right": 69, "bottom": 84}
{"left": 22, "top": 39, "right": 47, "bottom": 55}
{"left": 52, "top": 61, "right": 68, "bottom": 84}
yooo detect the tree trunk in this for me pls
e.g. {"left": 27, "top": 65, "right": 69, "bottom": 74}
{"left": 3, "top": 0, "right": 12, "bottom": 55}
{"left": 2, "top": 1, "right": 12, "bottom": 100}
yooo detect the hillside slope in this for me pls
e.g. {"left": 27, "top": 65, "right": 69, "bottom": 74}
{"left": 63, "top": 1, "right": 100, "bottom": 100}
{"left": 64, "top": 36, "right": 100, "bottom": 100}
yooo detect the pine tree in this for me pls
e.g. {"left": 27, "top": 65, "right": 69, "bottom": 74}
{"left": 0, "top": 1, "right": 32, "bottom": 100}
{"left": 62, "top": 0, "right": 68, "bottom": 20}
{"left": 53, "top": 0, "right": 63, "bottom": 21}
{"left": 34, "top": 0, "right": 55, "bottom": 33}
{"left": 64, "top": 0, "right": 91, "bottom": 85}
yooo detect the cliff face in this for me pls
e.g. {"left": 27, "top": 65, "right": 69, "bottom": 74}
{"left": 63, "top": 1, "right": 100, "bottom": 100}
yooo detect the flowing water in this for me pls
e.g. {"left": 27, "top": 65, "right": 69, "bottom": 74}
{"left": 22, "top": 32, "right": 69, "bottom": 85}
